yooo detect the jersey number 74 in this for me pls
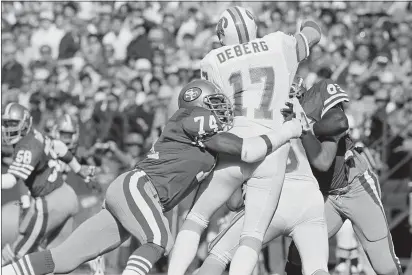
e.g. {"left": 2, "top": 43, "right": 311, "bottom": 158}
{"left": 229, "top": 66, "right": 275, "bottom": 119}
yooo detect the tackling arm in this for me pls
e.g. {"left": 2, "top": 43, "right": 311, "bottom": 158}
{"left": 301, "top": 106, "right": 348, "bottom": 171}
{"left": 53, "top": 140, "right": 82, "bottom": 173}
{"left": 204, "top": 119, "right": 302, "bottom": 163}
{"left": 53, "top": 139, "right": 95, "bottom": 178}
{"left": 301, "top": 134, "right": 338, "bottom": 172}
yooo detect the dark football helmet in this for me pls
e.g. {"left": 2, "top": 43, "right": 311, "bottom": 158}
{"left": 2, "top": 102, "right": 33, "bottom": 145}
{"left": 178, "top": 79, "right": 234, "bottom": 129}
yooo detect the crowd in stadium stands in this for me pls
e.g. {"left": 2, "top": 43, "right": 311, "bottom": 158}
{"left": 1, "top": 1, "right": 412, "bottom": 272}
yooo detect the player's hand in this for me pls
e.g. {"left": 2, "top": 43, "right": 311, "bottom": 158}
{"left": 79, "top": 165, "right": 97, "bottom": 181}
{"left": 290, "top": 97, "right": 311, "bottom": 135}
{"left": 281, "top": 102, "right": 296, "bottom": 122}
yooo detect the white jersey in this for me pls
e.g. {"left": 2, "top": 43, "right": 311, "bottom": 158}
{"left": 201, "top": 31, "right": 300, "bottom": 129}
{"left": 201, "top": 31, "right": 315, "bottom": 183}
{"left": 286, "top": 138, "right": 318, "bottom": 183}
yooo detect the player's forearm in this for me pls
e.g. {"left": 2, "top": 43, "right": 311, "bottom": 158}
{"left": 68, "top": 157, "right": 81, "bottom": 173}
{"left": 205, "top": 121, "right": 301, "bottom": 163}
{"left": 241, "top": 120, "right": 302, "bottom": 163}
{"left": 301, "top": 133, "right": 337, "bottom": 171}
{"left": 2, "top": 173, "right": 17, "bottom": 189}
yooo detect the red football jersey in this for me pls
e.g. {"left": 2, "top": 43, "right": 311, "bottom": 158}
{"left": 300, "top": 79, "right": 354, "bottom": 192}
{"left": 8, "top": 129, "right": 64, "bottom": 197}
{"left": 136, "top": 106, "right": 221, "bottom": 212}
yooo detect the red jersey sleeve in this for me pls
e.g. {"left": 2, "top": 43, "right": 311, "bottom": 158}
{"left": 182, "top": 107, "right": 222, "bottom": 145}
{"left": 8, "top": 139, "right": 42, "bottom": 181}
{"left": 318, "top": 79, "right": 349, "bottom": 118}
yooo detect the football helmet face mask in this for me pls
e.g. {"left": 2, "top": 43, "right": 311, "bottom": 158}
{"left": 52, "top": 114, "right": 79, "bottom": 151}
{"left": 178, "top": 79, "right": 234, "bottom": 130}
{"left": 2, "top": 103, "right": 33, "bottom": 145}
{"left": 290, "top": 75, "right": 307, "bottom": 100}
{"left": 216, "top": 6, "right": 257, "bottom": 46}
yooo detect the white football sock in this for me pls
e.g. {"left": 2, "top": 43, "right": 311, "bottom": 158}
{"left": 168, "top": 230, "right": 201, "bottom": 275}
{"left": 229, "top": 245, "right": 259, "bottom": 275}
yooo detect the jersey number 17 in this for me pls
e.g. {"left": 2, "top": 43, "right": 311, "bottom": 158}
{"left": 229, "top": 66, "right": 275, "bottom": 119}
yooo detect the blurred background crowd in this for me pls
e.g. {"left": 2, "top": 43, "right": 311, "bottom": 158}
{"left": 1, "top": 1, "right": 412, "bottom": 274}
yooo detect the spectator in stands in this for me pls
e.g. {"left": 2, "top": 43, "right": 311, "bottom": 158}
{"left": 126, "top": 17, "right": 153, "bottom": 61}
{"left": 102, "top": 15, "right": 132, "bottom": 61}
{"left": 31, "top": 11, "right": 64, "bottom": 60}
{"left": 58, "top": 18, "right": 82, "bottom": 60}
{"left": 1, "top": 43, "right": 23, "bottom": 89}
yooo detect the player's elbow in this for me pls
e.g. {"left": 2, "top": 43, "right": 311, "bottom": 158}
{"left": 336, "top": 115, "right": 349, "bottom": 134}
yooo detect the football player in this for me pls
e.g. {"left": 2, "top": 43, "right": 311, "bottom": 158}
{"left": 51, "top": 114, "right": 80, "bottom": 180}
{"left": 285, "top": 77, "right": 402, "bottom": 275}
{"left": 168, "top": 7, "right": 322, "bottom": 275}
{"left": 1, "top": 103, "right": 95, "bottom": 266}
{"left": 51, "top": 114, "right": 79, "bottom": 154}
{"left": 189, "top": 77, "right": 340, "bottom": 275}
{"left": 2, "top": 79, "right": 305, "bottom": 275}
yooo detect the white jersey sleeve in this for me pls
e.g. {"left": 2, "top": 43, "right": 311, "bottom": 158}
{"left": 286, "top": 139, "right": 317, "bottom": 183}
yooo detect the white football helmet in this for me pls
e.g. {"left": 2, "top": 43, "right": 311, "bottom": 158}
{"left": 216, "top": 6, "right": 257, "bottom": 46}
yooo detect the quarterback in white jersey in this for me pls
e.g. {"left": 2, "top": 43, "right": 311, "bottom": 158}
{"left": 168, "top": 6, "right": 322, "bottom": 275}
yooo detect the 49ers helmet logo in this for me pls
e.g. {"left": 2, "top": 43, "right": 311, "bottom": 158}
{"left": 183, "top": 87, "right": 202, "bottom": 102}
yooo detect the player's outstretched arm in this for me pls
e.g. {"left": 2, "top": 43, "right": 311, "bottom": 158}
{"left": 203, "top": 119, "right": 302, "bottom": 163}
{"left": 52, "top": 139, "right": 96, "bottom": 180}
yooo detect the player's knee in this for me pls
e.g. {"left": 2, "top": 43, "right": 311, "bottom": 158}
{"left": 184, "top": 212, "right": 209, "bottom": 233}
{"left": 226, "top": 188, "right": 244, "bottom": 212}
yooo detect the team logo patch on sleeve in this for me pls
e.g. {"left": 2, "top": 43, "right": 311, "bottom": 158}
{"left": 183, "top": 87, "right": 202, "bottom": 102}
